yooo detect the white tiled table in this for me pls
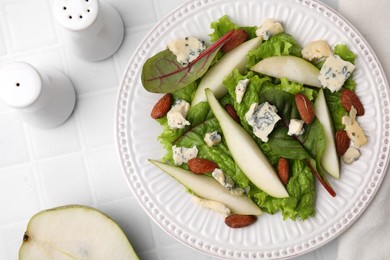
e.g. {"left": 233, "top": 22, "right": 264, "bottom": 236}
{"left": 0, "top": 0, "right": 340, "bottom": 259}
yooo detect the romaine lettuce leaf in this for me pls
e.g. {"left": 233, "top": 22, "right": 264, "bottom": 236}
{"left": 247, "top": 33, "right": 302, "bottom": 67}
{"left": 249, "top": 160, "right": 315, "bottom": 220}
{"left": 334, "top": 44, "right": 356, "bottom": 64}
{"left": 173, "top": 117, "right": 250, "bottom": 188}
{"left": 209, "top": 15, "right": 257, "bottom": 42}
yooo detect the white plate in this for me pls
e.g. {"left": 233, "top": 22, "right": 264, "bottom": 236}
{"left": 116, "top": 0, "right": 390, "bottom": 258}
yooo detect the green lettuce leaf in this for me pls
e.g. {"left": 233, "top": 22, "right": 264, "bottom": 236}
{"left": 334, "top": 44, "right": 356, "bottom": 64}
{"left": 247, "top": 33, "right": 302, "bottom": 67}
{"left": 248, "top": 160, "right": 315, "bottom": 220}
{"left": 209, "top": 15, "right": 257, "bottom": 42}
{"left": 173, "top": 117, "right": 250, "bottom": 188}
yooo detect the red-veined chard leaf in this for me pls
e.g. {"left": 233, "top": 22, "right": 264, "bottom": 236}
{"left": 261, "top": 90, "right": 336, "bottom": 196}
{"left": 141, "top": 30, "right": 235, "bottom": 93}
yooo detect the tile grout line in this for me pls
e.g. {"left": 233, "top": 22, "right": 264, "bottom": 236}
{"left": 71, "top": 103, "right": 100, "bottom": 207}
{"left": 21, "top": 122, "right": 47, "bottom": 209}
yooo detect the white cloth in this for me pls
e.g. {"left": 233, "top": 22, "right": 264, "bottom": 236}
{"left": 337, "top": 0, "right": 390, "bottom": 259}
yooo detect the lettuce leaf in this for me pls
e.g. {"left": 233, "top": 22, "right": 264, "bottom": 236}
{"left": 173, "top": 117, "right": 250, "bottom": 188}
{"left": 249, "top": 160, "right": 315, "bottom": 220}
{"left": 209, "top": 15, "right": 257, "bottom": 42}
{"left": 247, "top": 33, "right": 302, "bottom": 67}
{"left": 334, "top": 44, "right": 356, "bottom": 64}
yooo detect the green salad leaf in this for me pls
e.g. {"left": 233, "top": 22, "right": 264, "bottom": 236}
{"left": 141, "top": 30, "right": 236, "bottom": 93}
{"left": 209, "top": 15, "right": 257, "bottom": 42}
{"left": 248, "top": 160, "right": 315, "bottom": 220}
{"left": 247, "top": 33, "right": 302, "bottom": 67}
{"left": 334, "top": 44, "right": 357, "bottom": 64}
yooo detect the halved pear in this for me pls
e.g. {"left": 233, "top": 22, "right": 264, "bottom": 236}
{"left": 19, "top": 205, "right": 139, "bottom": 260}
{"left": 191, "top": 37, "right": 262, "bottom": 106}
{"left": 150, "top": 160, "right": 262, "bottom": 215}
{"left": 205, "top": 89, "right": 289, "bottom": 198}
{"left": 251, "top": 56, "right": 321, "bottom": 87}
{"left": 314, "top": 89, "right": 340, "bottom": 178}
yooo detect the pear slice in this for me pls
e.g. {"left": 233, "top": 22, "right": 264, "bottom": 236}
{"left": 251, "top": 56, "right": 321, "bottom": 87}
{"left": 314, "top": 89, "right": 340, "bottom": 178}
{"left": 150, "top": 160, "right": 262, "bottom": 215}
{"left": 19, "top": 205, "right": 139, "bottom": 260}
{"left": 205, "top": 89, "right": 289, "bottom": 198}
{"left": 191, "top": 37, "right": 262, "bottom": 106}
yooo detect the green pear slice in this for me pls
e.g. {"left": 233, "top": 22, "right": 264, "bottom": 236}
{"left": 205, "top": 89, "right": 289, "bottom": 198}
{"left": 314, "top": 89, "right": 340, "bottom": 178}
{"left": 251, "top": 56, "right": 321, "bottom": 87}
{"left": 191, "top": 37, "right": 262, "bottom": 106}
{"left": 19, "top": 205, "right": 139, "bottom": 260}
{"left": 150, "top": 160, "right": 262, "bottom": 215}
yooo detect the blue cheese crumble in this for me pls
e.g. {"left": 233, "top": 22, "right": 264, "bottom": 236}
{"left": 212, "top": 168, "right": 244, "bottom": 196}
{"left": 172, "top": 145, "right": 198, "bottom": 166}
{"left": 340, "top": 107, "right": 366, "bottom": 165}
{"left": 287, "top": 119, "right": 305, "bottom": 136}
{"left": 235, "top": 78, "right": 249, "bottom": 104}
{"left": 167, "top": 37, "right": 206, "bottom": 67}
{"left": 342, "top": 146, "right": 361, "bottom": 165}
{"left": 301, "top": 40, "right": 332, "bottom": 61}
{"left": 192, "top": 195, "right": 231, "bottom": 216}
{"left": 256, "top": 19, "right": 284, "bottom": 41}
{"left": 204, "top": 131, "right": 222, "bottom": 147}
{"left": 245, "top": 102, "right": 281, "bottom": 142}
{"left": 318, "top": 55, "right": 355, "bottom": 92}
{"left": 342, "top": 107, "right": 367, "bottom": 147}
{"left": 167, "top": 99, "right": 190, "bottom": 129}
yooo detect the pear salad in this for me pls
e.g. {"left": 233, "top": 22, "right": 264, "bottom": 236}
{"left": 141, "top": 16, "right": 367, "bottom": 228}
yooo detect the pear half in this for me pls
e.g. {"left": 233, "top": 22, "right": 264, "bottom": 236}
{"left": 314, "top": 89, "right": 340, "bottom": 178}
{"left": 150, "top": 160, "right": 262, "bottom": 215}
{"left": 19, "top": 205, "right": 139, "bottom": 260}
{"left": 251, "top": 56, "right": 321, "bottom": 87}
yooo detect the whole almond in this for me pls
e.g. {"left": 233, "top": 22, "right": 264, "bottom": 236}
{"left": 150, "top": 93, "right": 173, "bottom": 119}
{"left": 277, "top": 158, "right": 289, "bottom": 185}
{"left": 221, "top": 29, "right": 248, "bottom": 53}
{"left": 188, "top": 158, "right": 219, "bottom": 174}
{"left": 295, "top": 93, "right": 316, "bottom": 124}
{"left": 340, "top": 89, "right": 365, "bottom": 116}
{"left": 225, "top": 214, "right": 257, "bottom": 228}
{"left": 224, "top": 104, "right": 241, "bottom": 124}
{"left": 335, "top": 130, "right": 350, "bottom": 156}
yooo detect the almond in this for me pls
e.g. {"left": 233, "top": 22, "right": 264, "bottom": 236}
{"left": 188, "top": 158, "right": 219, "bottom": 174}
{"left": 295, "top": 93, "right": 316, "bottom": 124}
{"left": 340, "top": 89, "right": 365, "bottom": 116}
{"left": 224, "top": 104, "right": 241, "bottom": 124}
{"left": 277, "top": 158, "right": 289, "bottom": 185}
{"left": 221, "top": 29, "right": 248, "bottom": 53}
{"left": 225, "top": 214, "right": 257, "bottom": 228}
{"left": 150, "top": 93, "right": 173, "bottom": 119}
{"left": 335, "top": 130, "right": 350, "bottom": 156}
